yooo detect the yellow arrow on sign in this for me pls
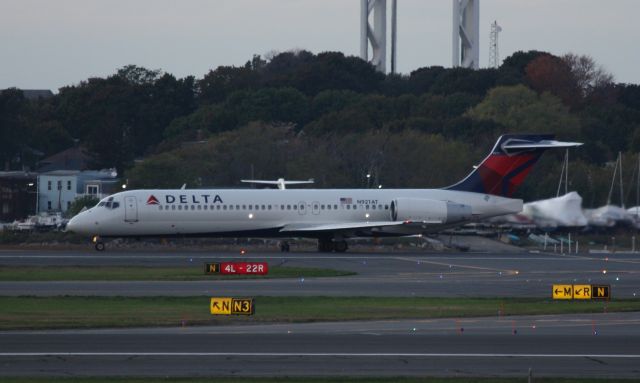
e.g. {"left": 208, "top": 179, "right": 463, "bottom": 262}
{"left": 573, "top": 284, "right": 591, "bottom": 299}
{"left": 210, "top": 297, "right": 232, "bottom": 315}
{"left": 552, "top": 284, "right": 573, "bottom": 299}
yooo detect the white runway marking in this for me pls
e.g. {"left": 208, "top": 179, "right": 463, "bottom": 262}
{"left": 1, "top": 352, "right": 639, "bottom": 358}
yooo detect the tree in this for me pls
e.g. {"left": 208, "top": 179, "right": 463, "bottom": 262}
{"left": 562, "top": 53, "right": 614, "bottom": 98}
{"left": 66, "top": 195, "right": 99, "bottom": 218}
{"left": 525, "top": 54, "right": 579, "bottom": 108}
{"left": 466, "top": 85, "right": 580, "bottom": 139}
{"left": 0, "top": 88, "right": 28, "bottom": 170}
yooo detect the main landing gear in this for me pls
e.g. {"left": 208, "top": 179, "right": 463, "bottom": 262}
{"left": 279, "top": 241, "right": 291, "bottom": 252}
{"left": 317, "top": 238, "right": 348, "bottom": 253}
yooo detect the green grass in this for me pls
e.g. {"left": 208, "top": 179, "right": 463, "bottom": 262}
{"left": 1, "top": 378, "right": 638, "bottom": 383}
{"left": 0, "top": 266, "right": 354, "bottom": 281}
{"left": 1, "top": 296, "right": 639, "bottom": 330}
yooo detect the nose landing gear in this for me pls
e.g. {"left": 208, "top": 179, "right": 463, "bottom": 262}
{"left": 92, "top": 236, "right": 105, "bottom": 251}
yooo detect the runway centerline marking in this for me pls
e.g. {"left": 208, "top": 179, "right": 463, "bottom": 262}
{"left": 395, "top": 257, "right": 517, "bottom": 274}
{"left": 1, "top": 352, "right": 639, "bottom": 358}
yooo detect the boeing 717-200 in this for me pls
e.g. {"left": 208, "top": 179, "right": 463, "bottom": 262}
{"left": 67, "top": 134, "right": 581, "bottom": 251}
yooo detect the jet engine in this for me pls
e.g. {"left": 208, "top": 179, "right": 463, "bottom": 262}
{"left": 390, "top": 198, "right": 472, "bottom": 224}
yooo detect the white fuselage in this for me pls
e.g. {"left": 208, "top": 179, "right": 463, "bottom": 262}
{"left": 67, "top": 188, "right": 522, "bottom": 239}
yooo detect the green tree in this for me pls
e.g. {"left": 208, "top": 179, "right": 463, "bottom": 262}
{"left": 0, "top": 88, "right": 28, "bottom": 170}
{"left": 66, "top": 195, "right": 99, "bottom": 218}
{"left": 466, "top": 85, "right": 580, "bottom": 139}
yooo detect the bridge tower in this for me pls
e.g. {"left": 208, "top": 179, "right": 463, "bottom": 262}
{"left": 452, "top": 0, "right": 480, "bottom": 69}
{"left": 360, "top": 0, "right": 387, "bottom": 72}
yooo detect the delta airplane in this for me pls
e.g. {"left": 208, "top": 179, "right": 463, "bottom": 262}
{"left": 67, "top": 134, "right": 580, "bottom": 252}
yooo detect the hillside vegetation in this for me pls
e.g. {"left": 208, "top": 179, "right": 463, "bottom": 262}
{"left": 2, "top": 50, "right": 639, "bottom": 205}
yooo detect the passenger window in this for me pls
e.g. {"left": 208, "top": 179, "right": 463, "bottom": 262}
{"left": 204, "top": 205, "right": 208, "bottom": 210}
{"left": 197, "top": 205, "right": 202, "bottom": 210}
{"left": 287, "top": 205, "right": 291, "bottom": 210}
{"left": 216, "top": 205, "right": 221, "bottom": 210}
{"left": 236, "top": 205, "right": 240, "bottom": 210}
{"left": 159, "top": 206, "right": 163, "bottom": 211}
{"left": 243, "top": 205, "right": 246, "bottom": 210}
{"left": 353, "top": 205, "right": 357, "bottom": 210}
{"left": 229, "top": 205, "right": 234, "bottom": 210}
{"left": 223, "top": 205, "right": 227, "bottom": 210}
{"left": 334, "top": 205, "right": 338, "bottom": 210}
{"left": 293, "top": 205, "right": 297, "bottom": 210}
{"left": 112, "top": 202, "right": 119, "bottom": 209}
{"left": 191, "top": 205, "right": 195, "bottom": 210}
{"left": 366, "top": 205, "right": 369, "bottom": 210}
{"left": 327, "top": 205, "right": 331, "bottom": 210}
{"left": 268, "top": 205, "right": 272, "bottom": 210}
{"left": 378, "top": 204, "right": 383, "bottom": 210}
{"left": 346, "top": 205, "right": 351, "bottom": 210}
{"left": 249, "top": 205, "right": 253, "bottom": 210}
{"left": 384, "top": 205, "right": 389, "bottom": 210}
{"left": 372, "top": 205, "right": 376, "bottom": 210}
{"left": 178, "top": 205, "right": 182, "bottom": 210}
{"left": 321, "top": 205, "right": 325, "bottom": 209}
{"left": 172, "top": 205, "right": 176, "bottom": 210}
{"left": 280, "top": 205, "right": 285, "bottom": 210}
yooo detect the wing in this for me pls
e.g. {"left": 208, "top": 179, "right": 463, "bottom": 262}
{"left": 279, "top": 220, "right": 443, "bottom": 236}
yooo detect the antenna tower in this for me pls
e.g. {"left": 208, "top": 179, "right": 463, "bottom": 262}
{"left": 489, "top": 20, "right": 502, "bottom": 68}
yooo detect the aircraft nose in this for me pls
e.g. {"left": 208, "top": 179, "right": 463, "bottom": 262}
{"left": 66, "top": 214, "right": 88, "bottom": 235}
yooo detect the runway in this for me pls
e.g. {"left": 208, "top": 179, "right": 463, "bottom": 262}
{"left": 1, "top": 249, "right": 639, "bottom": 297}
{"left": 2, "top": 312, "right": 640, "bottom": 377}
{"left": 2, "top": 249, "right": 640, "bottom": 377}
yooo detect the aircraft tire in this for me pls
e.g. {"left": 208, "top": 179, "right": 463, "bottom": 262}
{"left": 334, "top": 240, "right": 348, "bottom": 253}
{"left": 94, "top": 242, "right": 105, "bottom": 252}
{"left": 318, "top": 239, "right": 334, "bottom": 252}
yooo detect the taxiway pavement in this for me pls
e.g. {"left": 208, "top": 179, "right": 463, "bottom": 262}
{"left": 0, "top": 250, "right": 639, "bottom": 297}
{"left": 1, "top": 312, "right": 639, "bottom": 377}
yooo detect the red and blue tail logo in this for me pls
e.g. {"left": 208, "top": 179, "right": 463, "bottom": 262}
{"left": 446, "top": 134, "right": 579, "bottom": 198}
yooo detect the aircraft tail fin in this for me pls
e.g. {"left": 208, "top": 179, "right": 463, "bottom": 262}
{"left": 446, "top": 134, "right": 582, "bottom": 198}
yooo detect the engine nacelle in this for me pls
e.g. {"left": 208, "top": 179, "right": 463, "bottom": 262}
{"left": 390, "top": 198, "right": 472, "bottom": 224}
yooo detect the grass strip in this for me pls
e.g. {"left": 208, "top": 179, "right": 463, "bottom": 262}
{"left": 1, "top": 378, "right": 638, "bottom": 383}
{"left": 0, "top": 266, "right": 354, "bottom": 281}
{"left": 1, "top": 296, "right": 639, "bottom": 330}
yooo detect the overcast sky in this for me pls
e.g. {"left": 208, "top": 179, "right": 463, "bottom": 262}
{"left": 1, "top": 0, "right": 638, "bottom": 90}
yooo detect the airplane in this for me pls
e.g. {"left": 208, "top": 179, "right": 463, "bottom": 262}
{"left": 66, "top": 134, "right": 581, "bottom": 252}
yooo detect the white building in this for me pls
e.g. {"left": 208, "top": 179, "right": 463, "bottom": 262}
{"left": 37, "top": 170, "right": 119, "bottom": 213}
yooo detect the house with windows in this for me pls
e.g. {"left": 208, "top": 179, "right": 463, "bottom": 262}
{"left": 37, "top": 170, "right": 119, "bottom": 213}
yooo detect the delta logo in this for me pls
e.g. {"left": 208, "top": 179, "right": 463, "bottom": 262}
{"left": 146, "top": 195, "right": 160, "bottom": 205}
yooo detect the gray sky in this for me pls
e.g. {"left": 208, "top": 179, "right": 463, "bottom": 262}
{"left": 1, "top": 0, "right": 638, "bottom": 90}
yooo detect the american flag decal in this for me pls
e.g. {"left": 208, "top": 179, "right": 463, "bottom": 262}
{"left": 339, "top": 197, "right": 352, "bottom": 204}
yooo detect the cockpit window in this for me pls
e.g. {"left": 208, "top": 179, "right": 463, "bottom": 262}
{"left": 98, "top": 197, "right": 120, "bottom": 210}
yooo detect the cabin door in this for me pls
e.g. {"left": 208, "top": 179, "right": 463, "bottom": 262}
{"left": 124, "top": 196, "right": 138, "bottom": 222}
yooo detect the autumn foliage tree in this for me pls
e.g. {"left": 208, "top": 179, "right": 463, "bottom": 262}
{"left": 525, "top": 54, "right": 580, "bottom": 108}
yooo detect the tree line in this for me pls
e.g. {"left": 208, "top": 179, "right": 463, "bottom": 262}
{"left": 2, "top": 50, "right": 640, "bottom": 206}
